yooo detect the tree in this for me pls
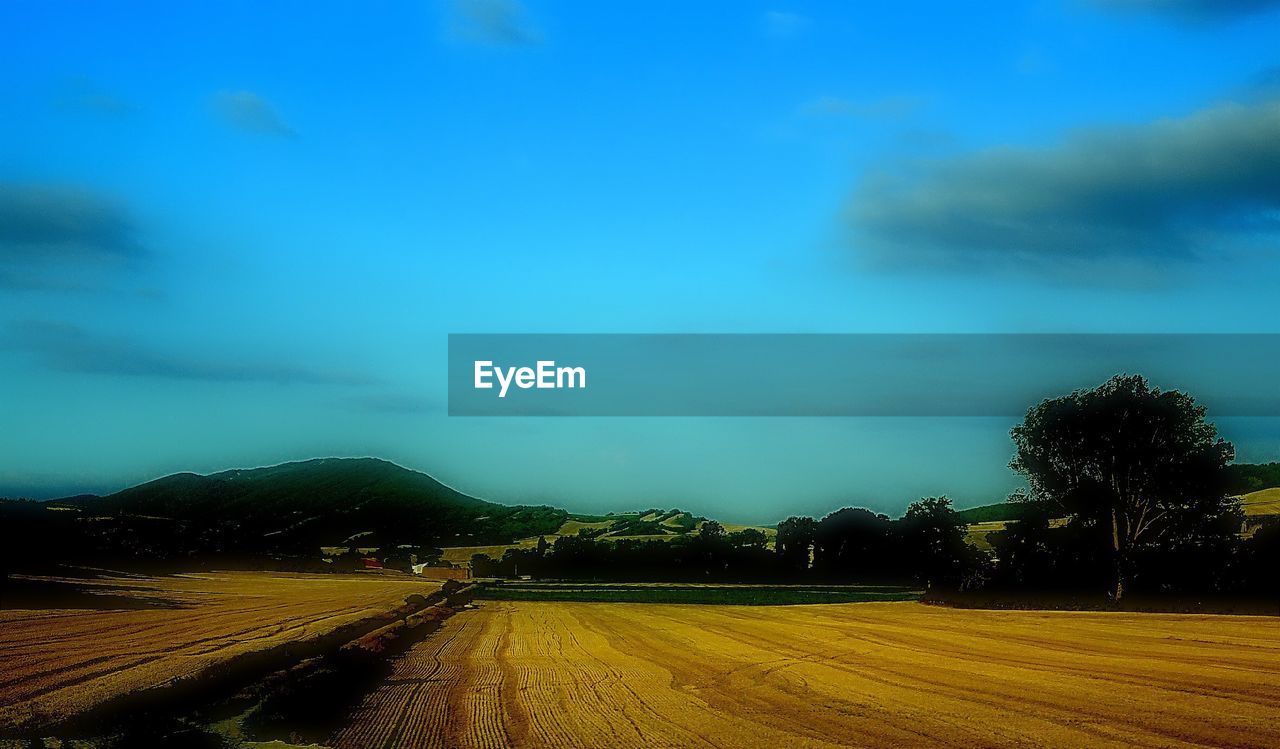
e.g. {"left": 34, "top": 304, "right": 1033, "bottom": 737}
{"left": 896, "top": 497, "right": 977, "bottom": 590}
{"left": 1010, "top": 374, "right": 1235, "bottom": 602}
{"left": 813, "top": 508, "right": 892, "bottom": 581}
{"left": 726, "top": 528, "right": 769, "bottom": 549}
{"left": 470, "top": 552, "right": 496, "bottom": 578}
{"left": 987, "top": 491, "right": 1110, "bottom": 592}
{"left": 698, "top": 520, "right": 726, "bottom": 541}
{"left": 1241, "top": 518, "right": 1280, "bottom": 597}
{"left": 775, "top": 516, "right": 816, "bottom": 575}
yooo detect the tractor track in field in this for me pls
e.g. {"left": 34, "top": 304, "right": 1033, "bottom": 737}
{"left": 330, "top": 599, "right": 1280, "bottom": 749}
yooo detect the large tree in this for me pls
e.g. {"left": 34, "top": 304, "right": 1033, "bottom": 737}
{"left": 1010, "top": 374, "right": 1235, "bottom": 601}
{"left": 775, "top": 516, "right": 816, "bottom": 575}
{"left": 813, "top": 508, "right": 892, "bottom": 580}
{"left": 895, "top": 497, "right": 978, "bottom": 590}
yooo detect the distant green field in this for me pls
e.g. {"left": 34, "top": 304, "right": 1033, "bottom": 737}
{"left": 955, "top": 502, "right": 1030, "bottom": 524}
{"left": 476, "top": 582, "right": 920, "bottom": 605}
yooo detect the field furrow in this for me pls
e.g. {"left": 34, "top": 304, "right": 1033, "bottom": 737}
{"left": 333, "top": 600, "right": 1280, "bottom": 748}
{"left": 0, "top": 571, "right": 438, "bottom": 731}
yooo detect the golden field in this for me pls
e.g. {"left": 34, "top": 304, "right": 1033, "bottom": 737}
{"left": 332, "top": 600, "right": 1280, "bottom": 749}
{"left": 0, "top": 571, "right": 437, "bottom": 731}
{"left": 1242, "top": 487, "right": 1280, "bottom": 517}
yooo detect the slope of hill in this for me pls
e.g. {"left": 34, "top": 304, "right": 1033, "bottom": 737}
{"left": 438, "top": 511, "right": 777, "bottom": 565}
{"left": 4, "top": 458, "right": 567, "bottom": 565}
{"left": 83, "top": 458, "right": 487, "bottom": 517}
{"left": 1241, "top": 487, "right": 1280, "bottom": 517}
{"left": 962, "top": 486, "right": 1280, "bottom": 549}
{"left": 958, "top": 462, "right": 1280, "bottom": 528}
{"left": 1241, "top": 488, "right": 1280, "bottom": 538}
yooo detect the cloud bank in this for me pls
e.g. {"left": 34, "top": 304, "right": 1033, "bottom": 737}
{"left": 0, "top": 183, "right": 141, "bottom": 264}
{"left": 0, "top": 183, "right": 148, "bottom": 292}
{"left": 849, "top": 100, "right": 1280, "bottom": 278}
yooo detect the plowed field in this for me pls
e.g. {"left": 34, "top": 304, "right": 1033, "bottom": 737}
{"left": 333, "top": 600, "right": 1280, "bottom": 748}
{"left": 0, "top": 571, "right": 437, "bottom": 731}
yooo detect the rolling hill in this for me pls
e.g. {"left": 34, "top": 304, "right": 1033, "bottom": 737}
{"left": 438, "top": 510, "right": 778, "bottom": 565}
{"left": 2, "top": 458, "right": 778, "bottom": 571}
{"left": 3, "top": 458, "right": 568, "bottom": 565}
{"left": 961, "top": 485, "right": 1280, "bottom": 549}
{"left": 7, "top": 457, "right": 1277, "bottom": 569}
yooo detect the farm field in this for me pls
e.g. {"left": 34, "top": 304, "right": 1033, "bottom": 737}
{"left": 332, "top": 600, "right": 1280, "bottom": 749}
{"left": 478, "top": 581, "right": 920, "bottom": 605}
{"left": 0, "top": 570, "right": 438, "bottom": 732}
{"left": 1242, "top": 487, "right": 1280, "bottom": 516}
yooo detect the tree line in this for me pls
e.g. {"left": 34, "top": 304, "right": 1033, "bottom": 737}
{"left": 474, "top": 375, "right": 1280, "bottom": 604}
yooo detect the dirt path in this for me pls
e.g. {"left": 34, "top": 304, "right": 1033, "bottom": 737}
{"left": 332, "top": 600, "right": 1280, "bottom": 748}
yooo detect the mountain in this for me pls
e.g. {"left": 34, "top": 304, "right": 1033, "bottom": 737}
{"left": 4, "top": 458, "right": 567, "bottom": 566}
{"left": 74, "top": 457, "right": 489, "bottom": 525}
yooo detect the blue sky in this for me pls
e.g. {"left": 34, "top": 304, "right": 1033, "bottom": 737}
{"left": 2, "top": 0, "right": 1279, "bottom": 521}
